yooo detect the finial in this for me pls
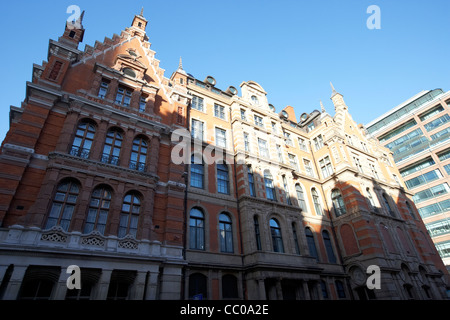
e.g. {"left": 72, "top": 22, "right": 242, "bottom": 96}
{"left": 330, "top": 82, "right": 337, "bottom": 94}
{"left": 179, "top": 56, "right": 183, "bottom": 70}
{"left": 74, "top": 10, "right": 85, "bottom": 27}
{"left": 320, "top": 100, "right": 326, "bottom": 113}
{"left": 140, "top": 7, "right": 144, "bottom": 16}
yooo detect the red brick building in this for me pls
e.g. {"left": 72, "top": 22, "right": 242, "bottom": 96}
{"left": 0, "top": 10, "right": 448, "bottom": 300}
{"left": 0, "top": 11, "right": 187, "bottom": 300}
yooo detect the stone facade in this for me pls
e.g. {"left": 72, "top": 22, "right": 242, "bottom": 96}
{"left": 0, "top": 10, "right": 448, "bottom": 300}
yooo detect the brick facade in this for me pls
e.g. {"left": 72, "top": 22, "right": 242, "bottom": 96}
{"left": 0, "top": 10, "right": 448, "bottom": 300}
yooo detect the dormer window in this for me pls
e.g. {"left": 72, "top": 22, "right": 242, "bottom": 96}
{"left": 251, "top": 95, "right": 259, "bottom": 105}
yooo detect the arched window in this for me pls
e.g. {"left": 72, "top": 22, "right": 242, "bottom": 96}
{"left": 270, "top": 218, "right": 284, "bottom": 253}
{"left": 320, "top": 280, "right": 329, "bottom": 299}
{"left": 18, "top": 266, "right": 60, "bottom": 300}
{"left": 254, "top": 216, "right": 262, "bottom": 251}
{"left": 190, "top": 154, "right": 204, "bottom": 189}
{"left": 189, "top": 208, "right": 205, "bottom": 250}
{"left": 405, "top": 201, "right": 416, "bottom": 219}
{"left": 45, "top": 179, "right": 80, "bottom": 231}
{"left": 322, "top": 230, "right": 337, "bottom": 263}
{"left": 189, "top": 273, "right": 207, "bottom": 300}
{"left": 264, "top": 171, "right": 276, "bottom": 201}
{"left": 84, "top": 185, "right": 112, "bottom": 235}
{"left": 118, "top": 192, "right": 141, "bottom": 238}
{"left": 335, "top": 280, "right": 346, "bottom": 298}
{"left": 295, "top": 184, "right": 307, "bottom": 211}
{"left": 219, "top": 213, "right": 233, "bottom": 253}
{"left": 70, "top": 121, "right": 95, "bottom": 159}
{"left": 217, "top": 162, "right": 230, "bottom": 194}
{"left": 222, "top": 275, "right": 239, "bottom": 299}
{"left": 366, "top": 188, "right": 376, "bottom": 211}
{"left": 101, "top": 128, "right": 123, "bottom": 165}
{"left": 382, "top": 193, "right": 396, "bottom": 217}
{"left": 331, "top": 189, "right": 346, "bottom": 217}
{"left": 292, "top": 222, "right": 301, "bottom": 255}
{"left": 248, "top": 166, "right": 256, "bottom": 197}
{"left": 129, "top": 136, "right": 148, "bottom": 171}
{"left": 305, "top": 227, "right": 319, "bottom": 261}
{"left": 311, "top": 188, "right": 323, "bottom": 216}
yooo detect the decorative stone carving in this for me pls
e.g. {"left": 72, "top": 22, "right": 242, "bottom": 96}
{"left": 118, "top": 235, "right": 139, "bottom": 250}
{"left": 81, "top": 230, "right": 106, "bottom": 247}
{"left": 40, "top": 226, "right": 68, "bottom": 243}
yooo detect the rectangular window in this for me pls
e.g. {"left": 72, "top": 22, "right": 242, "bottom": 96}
{"left": 254, "top": 114, "right": 264, "bottom": 127}
{"left": 304, "top": 159, "right": 314, "bottom": 177}
{"left": 314, "top": 135, "right": 324, "bottom": 150}
{"left": 215, "top": 128, "right": 227, "bottom": 148}
{"left": 191, "top": 119, "right": 204, "bottom": 140}
{"left": 430, "top": 127, "right": 450, "bottom": 147}
{"left": 444, "top": 164, "right": 450, "bottom": 175}
{"left": 282, "top": 175, "right": 292, "bottom": 205}
{"left": 288, "top": 154, "right": 299, "bottom": 171}
{"left": 272, "top": 122, "right": 277, "bottom": 134}
{"left": 139, "top": 96, "right": 147, "bottom": 112}
{"left": 412, "top": 183, "right": 449, "bottom": 204}
{"left": 298, "top": 138, "right": 307, "bottom": 151}
{"left": 385, "top": 128, "right": 423, "bottom": 149}
{"left": 405, "top": 169, "right": 443, "bottom": 189}
{"left": 345, "top": 134, "right": 353, "bottom": 146}
{"left": 284, "top": 131, "right": 293, "bottom": 146}
{"left": 426, "top": 219, "right": 450, "bottom": 238}
{"left": 248, "top": 166, "right": 255, "bottom": 197}
{"left": 360, "top": 142, "right": 368, "bottom": 152}
{"left": 438, "top": 148, "right": 450, "bottom": 161}
{"left": 244, "top": 132, "right": 250, "bottom": 152}
{"left": 393, "top": 174, "right": 399, "bottom": 184}
{"left": 214, "top": 104, "right": 226, "bottom": 120}
{"left": 240, "top": 109, "right": 247, "bottom": 121}
{"left": 98, "top": 80, "right": 109, "bottom": 99}
{"left": 368, "top": 163, "right": 379, "bottom": 179}
{"left": 400, "top": 157, "right": 435, "bottom": 177}
{"left": 418, "top": 199, "right": 450, "bottom": 218}
{"left": 307, "top": 122, "right": 315, "bottom": 132}
{"left": 424, "top": 114, "right": 450, "bottom": 132}
{"left": 319, "top": 156, "right": 333, "bottom": 178}
{"left": 276, "top": 144, "right": 283, "bottom": 163}
{"left": 115, "top": 87, "right": 133, "bottom": 106}
{"left": 378, "top": 119, "right": 417, "bottom": 143}
{"left": 353, "top": 157, "right": 364, "bottom": 173}
{"left": 258, "top": 138, "right": 269, "bottom": 158}
{"left": 419, "top": 105, "right": 444, "bottom": 122}
{"left": 192, "top": 95, "right": 204, "bottom": 111}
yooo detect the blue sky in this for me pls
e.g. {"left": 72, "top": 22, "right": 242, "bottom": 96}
{"left": 0, "top": 0, "right": 449, "bottom": 143}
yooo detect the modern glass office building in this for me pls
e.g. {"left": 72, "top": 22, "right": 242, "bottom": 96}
{"left": 366, "top": 89, "right": 450, "bottom": 271}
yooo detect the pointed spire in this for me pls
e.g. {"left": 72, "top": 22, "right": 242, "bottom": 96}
{"left": 320, "top": 100, "right": 326, "bottom": 113}
{"left": 330, "top": 81, "right": 337, "bottom": 97}
{"left": 140, "top": 7, "right": 144, "bottom": 17}
{"left": 178, "top": 56, "right": 183, "bottom": 70}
